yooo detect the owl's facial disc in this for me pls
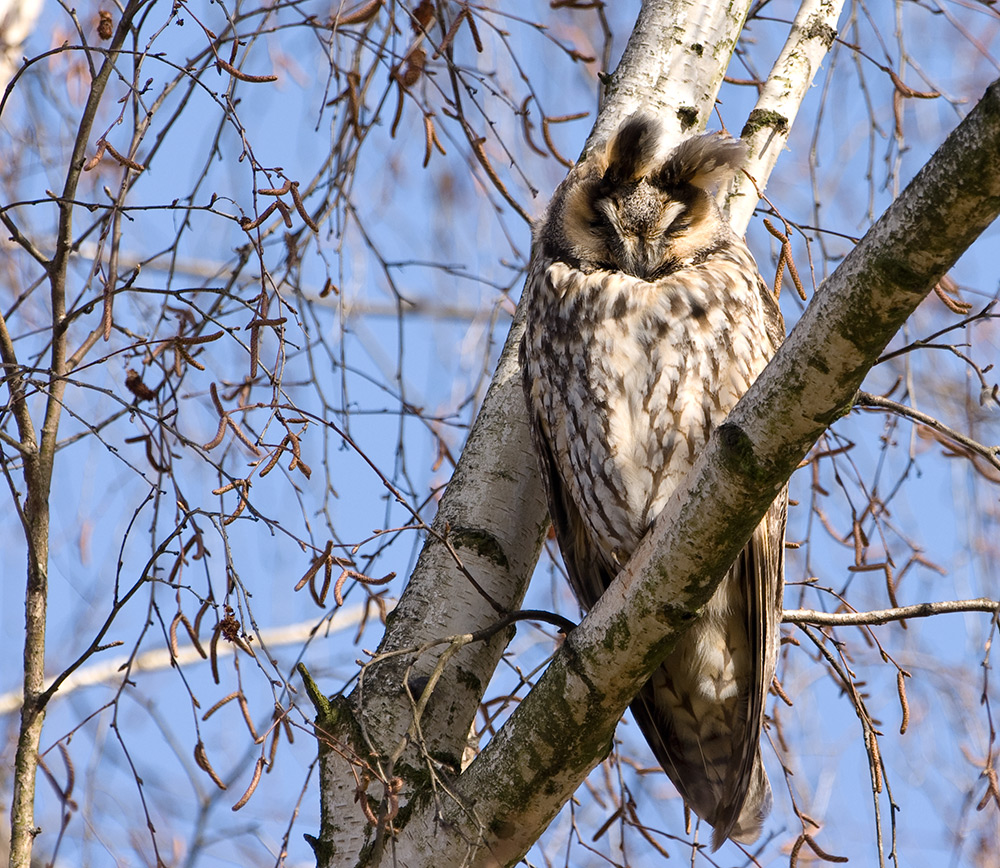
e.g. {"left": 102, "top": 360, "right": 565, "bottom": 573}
{"left": 596, "top": 182, "right": 687, "bottom": 279}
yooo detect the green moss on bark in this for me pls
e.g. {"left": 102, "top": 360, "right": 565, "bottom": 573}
{"left": 677, "top": 105, "right": 699, "bottom": 129}
{"left": 451, "top": 527, "right": 510, "bottom": 570}
{"left": 717, "top": 421, "right": 765, "bottom": 482}
{"left": 741, "top": 108, "right": 789, "bottom": 138}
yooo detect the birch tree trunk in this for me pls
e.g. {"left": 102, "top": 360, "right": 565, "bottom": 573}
{"left": 314, "top": 2, "right": 1000, "bottom": 865}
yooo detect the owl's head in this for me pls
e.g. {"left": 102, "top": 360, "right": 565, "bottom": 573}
{"left": 544, "top": 116, "right": 747, "bottom": 280}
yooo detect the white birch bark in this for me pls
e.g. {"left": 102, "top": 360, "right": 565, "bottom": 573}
{"left": 727, "top": 0, "right": 846, "bottom": 230}
{"left": 313, "top": 305, "right": 549, "bottom": 865}
{"left": 586, "top": 0, "right": 753, "bottom": 149}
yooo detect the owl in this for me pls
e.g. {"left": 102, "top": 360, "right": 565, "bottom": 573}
{"left": 520, "top": 115, "right": 786, "bottom": 849}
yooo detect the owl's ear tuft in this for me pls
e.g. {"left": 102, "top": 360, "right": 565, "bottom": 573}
{"left": 656, "top": 134, "right": 748, "bottom": 192}
{"left": 603, "top": 115, "right": 663, "bottom": 187}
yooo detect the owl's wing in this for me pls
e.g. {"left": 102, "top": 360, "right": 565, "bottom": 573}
{"left": 710, "top": 493, "right": 786, "bottom": 847}
{"left": 527, "top": 407, "right": 617, "bottom": 609}
{"left": 627, "top": 494, "right": 786, "bottom": 849}
{"left": 757, "top": 273, "right": 786, "bottom": 349}
{"left": 703, "top": 278, "right": 786, "bottom": 846}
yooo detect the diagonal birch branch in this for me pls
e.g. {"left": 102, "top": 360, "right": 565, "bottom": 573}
{"left": 390, "top": 76, "right": 1000, "bottom": 868}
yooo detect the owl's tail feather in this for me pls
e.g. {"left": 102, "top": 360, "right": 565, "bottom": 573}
{"left": 629, "top": 515, "right": 783, "bottom": 849}
{"left": 709, "top": 754, "right": 771, "bottom": 850}
{"left": 630, "top": 614, "right": 774, "bottom": 851}
{"left": 632, "top": 698, "right": 771, "bottom": 850}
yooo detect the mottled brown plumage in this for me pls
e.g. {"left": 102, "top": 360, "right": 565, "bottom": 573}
{"left": 520, "top": 116, "right": 786, "bottom": 849}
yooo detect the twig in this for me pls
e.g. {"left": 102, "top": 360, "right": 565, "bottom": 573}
{"left": 855, "top": 391, "right": 1000, "bottom": 472}
{"left": 784, "top": 598, "right": 999, "bottom": 627}
{"left": 876, "top": 301, "right": 996, "bottom": 364}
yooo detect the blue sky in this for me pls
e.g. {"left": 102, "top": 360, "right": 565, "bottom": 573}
{"left": 2, "top": 2, "right": 1000, "bottom": 866}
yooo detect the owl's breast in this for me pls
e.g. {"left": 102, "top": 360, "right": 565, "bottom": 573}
{"left": 526, "top": 254, "right": 773, "bottom": 563}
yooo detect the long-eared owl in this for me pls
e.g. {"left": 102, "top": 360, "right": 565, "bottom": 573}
{"left": 520, "top": 115, "right": 787, "bottom": 849}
